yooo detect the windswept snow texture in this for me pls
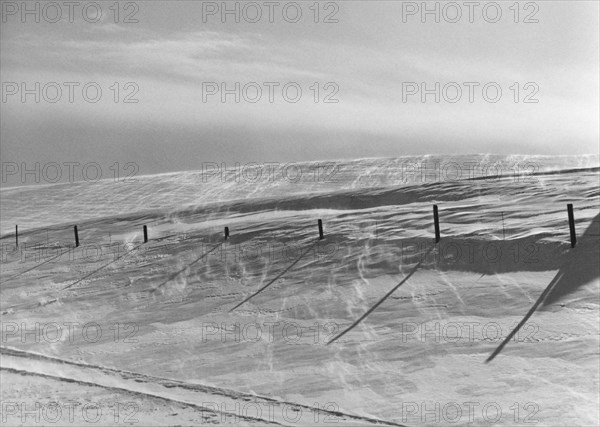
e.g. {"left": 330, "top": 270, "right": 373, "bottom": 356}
{"left": 1, "top": 154, "right": 599, "bottom": 426}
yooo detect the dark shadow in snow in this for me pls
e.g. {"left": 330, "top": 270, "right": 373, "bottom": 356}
{"left": 541, "top": 213, "right": 600, "bottom": 306}
{"left": 486, "top": 214, "right": 599, "bottom": 362}
{"left": 150, "top": 242, "right": 225, "bottom": 294}
{"left": 229, "top": 239, "right": 320, "bottom": 311}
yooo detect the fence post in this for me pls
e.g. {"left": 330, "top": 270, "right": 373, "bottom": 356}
{"left": 15, "top": 225, "right": 18, "bottom": 248}
{"left": 224, "top": 226, "right": 229, "bottom": 240}
{"left": 318, "top": 219, "right": 324, "bottom": 240}
{"left": 143, "top": 225, "right": 148, "bottom": 243}
{"left": 433, "top": 205, "right": 440, "bottom": 243}
{"left": 74, "top": 225, "right": 79, "bottom": 247}
{"left": 567, "top": 204, "right": 576, "bottom": 248}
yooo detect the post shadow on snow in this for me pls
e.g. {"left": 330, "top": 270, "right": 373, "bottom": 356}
{"left": 541, "top": 213, "right": 600, "bottom": 306}
{"left": 229, "top": 238, "right": 322, "bottom": 311}
{"left": 62, "top": 243, "right": 146, "bottom": 290}
{"left": 149, "top": 241, "right": 225, "bottom": 295}
{"left": 327, "top": 243, "right": 436, "bottom": 345}
{"left": 486, "top": 213, "right": 600, "bottom": 362}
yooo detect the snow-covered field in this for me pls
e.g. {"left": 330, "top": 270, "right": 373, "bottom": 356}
{"left": 1, "top": 154, "right": 599, "bottom": 426}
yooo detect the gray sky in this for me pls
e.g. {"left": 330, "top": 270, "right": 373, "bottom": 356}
{"left": 1, "top": 0, "right": 599, "bottom": 177}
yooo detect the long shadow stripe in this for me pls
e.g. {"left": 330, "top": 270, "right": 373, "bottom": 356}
{"left": 62, "top": 243, "right": 145, "bottom": 291}
{"left": 150, "top": 242, "right": 225, "bottom": 294}
{"left": 327, "top": 244, "right": 435, "bottom": 345}
{"left": 229, "top": 239, "right": 320, "bottom": 312}
{"left": 2, "top": 248, "right": 68, "bottom": 283}
{"left": 485, "top": 269, "right": 565, "bottom": 363}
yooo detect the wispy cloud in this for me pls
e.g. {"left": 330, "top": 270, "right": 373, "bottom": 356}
{"left": 2, "top": 28, "right": 328, "bottom": 83}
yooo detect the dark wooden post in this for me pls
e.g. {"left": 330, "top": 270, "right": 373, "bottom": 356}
{"left": 433, "top": 205, "right": 440, "bottom": 243}
{"left": 74, "top": 225, "right": 79, "bottom": 247}
{"left": 567, "top": 204, "right": 576, "bottom": 248}
{"left": 143, "top": 225, "right": 148, "bottom": 243}
{"left": 15, "top": 225, "right": 18, "bottom": 248}
{"left": 318, "top": 219, "right": 324, "bottom": 240}
{"left": 224, "top": 226, "right": 229, "bottom": 240}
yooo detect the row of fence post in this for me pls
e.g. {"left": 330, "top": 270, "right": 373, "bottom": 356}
{"left": 10, "top": 204, "right": 578, "bottom": 250}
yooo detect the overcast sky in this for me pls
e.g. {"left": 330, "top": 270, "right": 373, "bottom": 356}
{"left": 1, "top": 0, "right": 598, "bottom": 178}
